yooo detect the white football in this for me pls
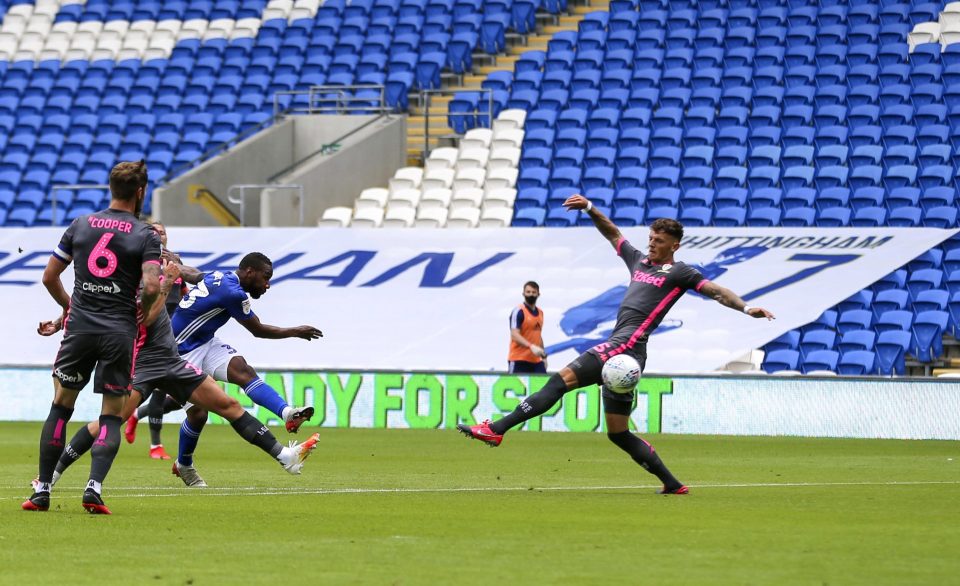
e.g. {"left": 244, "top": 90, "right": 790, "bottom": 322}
{"left": 601, "top": 354, "right": 641, "bottom": 394}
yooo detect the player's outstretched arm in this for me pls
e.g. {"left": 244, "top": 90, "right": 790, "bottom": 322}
{"left": 175, "top": 263, "right": 204, "bottom": 285}
{"left": 238, "top": 315, "right": 323, "bottom": 340}
{"left": 562, "top": 194, "right": 623, "bottom": 249}
{"left": 698, "top": 281, "right": 775, "bottom": 320}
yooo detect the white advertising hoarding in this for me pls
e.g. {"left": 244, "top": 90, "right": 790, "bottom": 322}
{"left": 0, "top": 226, "right": 954, "bottom": 372}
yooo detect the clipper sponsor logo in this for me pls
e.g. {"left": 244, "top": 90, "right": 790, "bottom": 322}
{"left": 82, "top": 281, "right": 121, "bottom": 294}
{"left": 632, "top": 271, "right": 666, "bottom": 288}
{"left": 53, "top": 368, "right": 83, "bottom": 384}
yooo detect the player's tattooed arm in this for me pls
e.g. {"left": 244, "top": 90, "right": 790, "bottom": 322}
{"left": 562, "top": 193, "right": 622, "bottom": 248}
{"left": 38, "top": 256, "right": 71, "bottom": 335}
{"left": 140, "top": 261, "right": 163, "bottom": 324}
{"left": 176, "top": 264, "right": 204, "bottom": 285}
{"left": 699, "top": 281, "right": 775, "bottom": 320}
{"left": 239, "top": 314, "right": 323, "bottom": 340}
{"left": 144, "top": 263, "right": 181, "bottom": 326}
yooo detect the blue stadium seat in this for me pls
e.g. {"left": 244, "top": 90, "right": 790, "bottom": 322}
{"left": 780, "top": 206, "right": 814, "bottom": 226}
{"left": 838, "top": 329, "right": 877, "bottom": 355}
{"left": 513, "top": 207, "right": 546, "bottom": 227}
{"left": 876, "top": 310, "right": 914, "bottom": 334}
{"left": 914, "top": 290, "right": 950, "bottom": 314}
{"left": 876, "top": 330, "right": 911, "bottom": 375}
{"left": 913, "top": 310, "right": 950, "bottom": 362}
{"left": 799, "top": 330, "right": 836, "bottom": 358}
{"left": 679, "top": 187, "right": 713, "bottom": 209}
{"left": 765, "top": 331, "right": 800, "bottom": 353}
{"left": 838, "top": 351, "right": 877, "bottom": 375}
{"left": 762, "top": 349, "right": 800, "bottom": 373}
{"left": 835, "top": 308, "right": 874, "bottom": 335}
{"left": 713, "top": 207, "right": 746, "bottom": 227}
{"left": 802, "top": 350, "right": 839, "bottom": 374}
{"left": 907, "top": 268, "right": 944, "bottom": 300}
{"left": 611, "top": 205, "right": 643, "bottom": 226}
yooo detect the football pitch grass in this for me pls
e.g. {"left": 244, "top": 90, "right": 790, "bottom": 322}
{"left": 1, "top": 422, "right": 958, "bottom": 585}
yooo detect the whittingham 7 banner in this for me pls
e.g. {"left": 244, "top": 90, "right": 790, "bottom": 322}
{"left": 0, "top": 226, "right": 954, "bottom": 372}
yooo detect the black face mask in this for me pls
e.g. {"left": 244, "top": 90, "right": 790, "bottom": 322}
{"left": 524, "top": 295, "right": 538, "bottom": 305}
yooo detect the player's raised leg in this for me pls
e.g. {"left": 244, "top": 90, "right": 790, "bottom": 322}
{"left": 458, "top": 359, "right": 586, "bottom": 446}
{"left": 185, "top": 376, "right": 319, "bottom": 475}
{"left": 226, "top": 355, "right": 314, "bottom": 433}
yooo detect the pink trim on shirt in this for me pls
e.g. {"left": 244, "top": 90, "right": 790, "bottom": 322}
{"left": 145, "top": 260, "right": 161, "bottom": 266}
{"left": 616, "top": 238, "right": 626, "bottom": 256}
{"left": 695, "top": 279, "right": 710, "bottom": 292}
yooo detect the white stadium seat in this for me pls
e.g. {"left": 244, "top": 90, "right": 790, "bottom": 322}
{"left": 415, "top": 206, "right": 449, "bottom": 228}
{"left": 455, "top": 148, "right": 490, "bottom": 170}
{"left": 478, "top": 206, "right": 513, "bottom": 227}
{"left": 459, "top": 128, "right": 493, "bottom": 150}
{"left": 351, "top": 206, "right": 385, "bottom": 227}
{"left": 425, "top": 147, "right": 459, "bottom": 171}
{"left": 492, "top": 109, "right": 527, "bottom": 132}
{"left": 453, "top": 167, "right": 486, "bottom": 190}
{"left": 488, "top": 146, "right": 521, "bottom": 170}
{"left": 318, "top": 206, "right": 353, "bottom": 227}
{"left": 421, "top": 167, "right": 455, "bottom": 191}
{"left": 482, "top": 187, "right": 517, "bottom": 209}
{"left": 446, "top": 206, "right": 480, "bottom": 228}
{"left": 484, "top": 167, "right": 518, "bottom": 190}
{"left": 382, "top": 206, "right": 415, "bottom": 227}
{"left": 450, "top": 187, "right": 484, "bottom": 210}
{"left": 356, "top": 187, "right": 389, "bottom": 209}
{"left": 491, "top": 128, "right": 524, "bottom": 150}
{"left": 419, "top": 188, "right": 453, "bottom": 209}
{"left": 387, "top": 188, "right": 421, "bottom": 210}
{"left": 909, "top": 22, "right": 941, "bottom": 50}
{"left": 389, "top": 167, "right": 424, "bottom": 192}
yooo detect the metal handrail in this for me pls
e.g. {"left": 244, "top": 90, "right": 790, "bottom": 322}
{"left": 272, "top": 85, "right": 389, "bottom": 118}
{"left": 420, "top": 89, "right": 494, "bottom": 162}
{"left": 49, "top": 183, "right": 110, "bottom": 225}
{"left": 226, "top": 184, "right": 304, "bottom": 226}
{"left": 267, "top": 113, "right": 387, "bottom": 183}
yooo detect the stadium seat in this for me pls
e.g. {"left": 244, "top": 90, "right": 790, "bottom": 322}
{"left": 838, "top": 351, "right": 877, "bottom": 376}
{"left": 838, "top": 330, "right": 877, "bottom": 354}
{"left": 837, "top": 309, "right": 874, "bottom": 334}
{"left": 876, "top": 331, "right": 912, "bottom": 376}
{"left": 802, "top": 350, "right": 840, "bottom": 374}
{"left": 762, "top": 349, "right": 800, "bottom": 373}
{"left": 764, "top": 331, "right": 800, "bottom": 356}
{"left": 913, "top": 310, "right": 950, "bottom": 362}
{"left": 799, "top": 330, "right": 836, "bottom": 358}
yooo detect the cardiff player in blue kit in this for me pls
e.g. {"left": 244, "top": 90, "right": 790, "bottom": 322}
{"left": 459, "top": 194, "right": 775, "bottom": 495}
{"left": 168, "top": 252, "right": 322, "bottom": 486}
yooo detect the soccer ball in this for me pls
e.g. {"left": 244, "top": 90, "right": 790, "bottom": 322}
{"left": 601, "top": 354, "right": 641, "bottom": 394}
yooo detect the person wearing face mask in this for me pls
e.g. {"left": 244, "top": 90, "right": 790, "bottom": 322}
{"left": 508, "top": 281, "right": 547, "bottom": 374}
{"left": 462, "top": 194, "right": 775, "bottom": 496}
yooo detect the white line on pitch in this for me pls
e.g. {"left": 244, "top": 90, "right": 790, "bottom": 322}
{"left": 1, "top": 479, "right": 959, "bottom": 500}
